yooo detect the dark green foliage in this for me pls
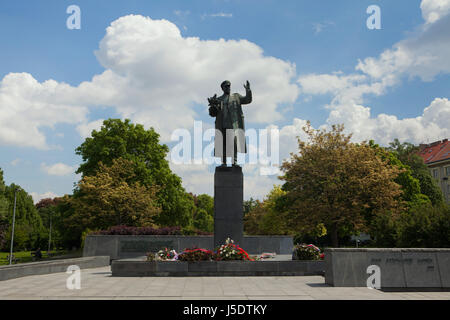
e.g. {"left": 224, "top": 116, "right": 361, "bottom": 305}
{"left": 53, "top": 195, "right": 80, "bottom": 249}
{"left": 193, "top": 209, "right": 213, "bottom": 232}
{"left": 243, "top": 197, "right": 259, "bottom": 216}
{"left": 75, "top": 118, "right": 194, "bottom": 227}
{"left": 388, "top": 139, "right": 444, "bottom": 205}
{"left": 396, "top": 203, "right": 450, "bottom": 247}
{"left": 35, "top": 197, "right": 66, "bottom": 250}
{"left": 92, "top": 225, "right": 183, "bottom": 235}
{"left": 368, "top": 211, "right": 398, "bottom": 247}
{"left": 414, "top": 171, "right": 444, "bottom": 206}
{"left": 191, "top": 194, "right": 214, "bottom": 232}
{"left": 194, "top": 194, "right": 214, "bottom": 216}
{"left": 0, "top": 169, "right": 9, "bottom": 249}
{"left": 1, "top": 182, "right": 45, "bottom": 251}
{"left": 370, "top": 140, "right": 425, "bottom": 205}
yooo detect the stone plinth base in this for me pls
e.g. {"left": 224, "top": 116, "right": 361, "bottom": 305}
{"left": 214, "top": 165, "right": 243, "bottom": 248}
{"left": 83, "top": 235, "right": 294, "bottom": 260}
{"left": 0, "top": 256, "right": 110, "bottom": 281}
{"left": 325, "top": 248, "right": 450, "bottom": 288}
{"left": 111, "top": 258, "right": 324, "bottom": 277}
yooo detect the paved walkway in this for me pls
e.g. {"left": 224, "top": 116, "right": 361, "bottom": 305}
{"left": 0, "top": 266, "right": 449, "bottom": 300}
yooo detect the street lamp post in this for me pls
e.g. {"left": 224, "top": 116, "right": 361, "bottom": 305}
{"left": 9, "top": 187, "right": 18, "bottom": 265}
{"left": 48, "top": 211, "right": 52, "bottom": 255}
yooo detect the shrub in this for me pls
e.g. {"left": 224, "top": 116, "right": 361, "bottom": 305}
{"left": 91, "top": 225, "right": 183, "bottom": 235}
{"left": 292, "top": 244, "right": 322, "bottom": 260}
{"left": 180, "top": 225, "right": 213, "bottom": 236}
{"left": 396, "top": 203, "right": 450, "bottom": 247}
{"left": 91, "top": 225, "right": 213, "bottom": 236}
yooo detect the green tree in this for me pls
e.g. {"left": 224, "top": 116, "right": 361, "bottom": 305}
{"left": 243, "top": 197, "right": 259, "bottom": 216}
{"left": 54, "top": 195, "right": 80, "bottom": 249}
{"left": 3, "top": 224, "right": 29, "bottom": 251}
{"left": 193, "top": 194, "right": 214, "bottom": 216}
{"left": 191, "top": 194, "right": 214, "bottom": 232}
{"left": 258, "top": 186, "right": 289, "bottom": 235}
{"left": 243, "top": 201, "right": 265, "bottom": 235}
{"left": 35, "top": 198, "right": 62, "bottom": 250}
{"left": 244, "top": 186, "right": 290, "bottom": 235}
{"left": 193, "top": 208, "right": 213, "bottom": 232}
{"left": 370, "top": 140, "right": 429, "bottom": 208}
{"left": 388, "top": 139, "right": 444, "bottom": 206}
{"left": 2, "top": 184, "right": 45, "bottom": 251}
{"left": 0, "top": 168, "right": 9, "bottom": 249}
{"left": 71, "top": 158, "right": 161, "bottom": 230}
{"left": 280, "top": 122, "right": 404, "bottom": 247}
{"left": 75, "top": 118, "right": 194, "bottom": 227}
{"left": 396, "top": 203, "right": 450, "bottom": 247}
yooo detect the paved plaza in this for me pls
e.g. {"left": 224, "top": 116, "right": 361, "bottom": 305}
{"left": 0, "top": 266, "right": 449, "bottom": 300}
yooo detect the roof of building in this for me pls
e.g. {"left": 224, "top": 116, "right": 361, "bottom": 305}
{"left": 418, "top": 139, "right": 450, "bottom": 165}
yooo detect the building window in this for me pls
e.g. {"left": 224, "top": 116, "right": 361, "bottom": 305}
{"left": 432, "top": 168, "right": 439, "bottom": 179}
{"left": 446, "top": 166, "right": 450, "bottom": 176}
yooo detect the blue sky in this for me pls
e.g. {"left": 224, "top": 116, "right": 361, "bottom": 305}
{"left": 1, "top": 0, "right": 449, "bottom": 202}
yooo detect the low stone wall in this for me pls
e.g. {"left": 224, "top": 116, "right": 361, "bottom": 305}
{"left": 324, "top": 248, "right": 450, "bottom": 288}
{"left": 112, "top": 259, "right": 323, "bottom": 277}
{"left": 0, "top": 256, "right": 110, "bottom": 281}
{"left": 83, "top": 235, "right": 293, "bottom": 260}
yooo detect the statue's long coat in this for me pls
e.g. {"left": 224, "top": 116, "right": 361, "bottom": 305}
{"left": 214, "top": 89, "right": 252, "bottom": 158}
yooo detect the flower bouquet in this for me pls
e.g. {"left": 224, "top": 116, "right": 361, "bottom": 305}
{"left": 157, "top": 247, "right": 178, "bottom": 261}
{"left": 214, "top": 238, "right": 254, "bottom": 261}
{"left": 177, "top": 247, "right": 214, "bottom": 262}
{"left": 292, "top": 243, "right": 323, "bottom": 260}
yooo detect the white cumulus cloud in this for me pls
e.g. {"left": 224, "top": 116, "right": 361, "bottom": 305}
{"left": 0, "top": 73, "right": 88, "bottom": 149}
{"left": 297, "top": 1, "right": 450, "bottom": 146}
{"left": 76, "top": 119, "right": 105, "bottom": 139}
{"left": 0, "top": 15, "right": 299, "bottom": 149}
{"left": 41, "top": 163, "right": 75, "bottom": 176}
{"left": 30, "top": 191, "right": 59, "bottom": 204}
{"left": 421, "top": 0, "right": 450, "bottom": 24}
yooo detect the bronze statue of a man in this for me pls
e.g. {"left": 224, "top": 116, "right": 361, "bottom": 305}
{"left": 208, "top": 80, "right": 252, "bottom": 166}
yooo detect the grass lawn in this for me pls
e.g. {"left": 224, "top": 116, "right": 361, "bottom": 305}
{"left": 0, "top": 250, "right": 68, "bottom": 265}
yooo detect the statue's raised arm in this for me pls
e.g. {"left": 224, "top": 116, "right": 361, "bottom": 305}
{"left": 240, "top": 80, "right": 252, "bottom": 105}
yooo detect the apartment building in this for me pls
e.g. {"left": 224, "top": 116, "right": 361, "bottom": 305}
{"left": 418, "top": 139, "right": 450, "bottom": 203}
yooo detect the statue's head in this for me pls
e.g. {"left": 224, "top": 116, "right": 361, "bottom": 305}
{"left": 221, "top": 80, "right": 231, "bottom": 94}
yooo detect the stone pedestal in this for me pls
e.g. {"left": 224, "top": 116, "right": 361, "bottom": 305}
{"left": 214, "top": 165, "right": 243, "bottom": 248}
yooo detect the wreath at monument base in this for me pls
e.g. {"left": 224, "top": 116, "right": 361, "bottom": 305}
{"left": 146, "top": 238, "right": 256, "bottom": 262}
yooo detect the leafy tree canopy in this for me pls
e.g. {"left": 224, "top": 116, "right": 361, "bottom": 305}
{"left": 280, "top": 122, "right": 404, "bottom": 247}
{"left": 75, "top": 118, "right": 194, "bottom": 227}
{"left": 387, "top": 139, "right": 444, "bottom": 206}
{"left": 71, "top": 157, "right": 161, "bottom": 230}
{"left": 244, "top": 185, "right": 290, "bottom": 235}
{"left": 369, "top": 140, "right": 427, "bottom": 207}
{"left": 243, "top": 197, "right": 259, "bottom": 216}
{"left": 1, "top": 182, "right": 45, "bottom": 250}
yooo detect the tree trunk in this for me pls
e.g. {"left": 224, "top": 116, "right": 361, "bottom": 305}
{"left": 330, "top": 224, "right": 339, "bottom": 247}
